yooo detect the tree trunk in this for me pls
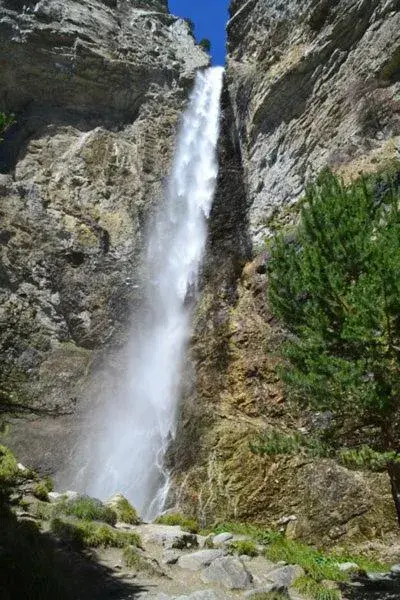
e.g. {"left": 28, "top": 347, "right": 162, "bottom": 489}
{"left": 387, "top": 460, "right": 400, "bottom": 527}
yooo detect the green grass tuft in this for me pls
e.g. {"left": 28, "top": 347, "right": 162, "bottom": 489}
{"left": 294, "top": 575, "right": 341, "bottom": 600}
{"left": 155, "top": 513, "right": 199, "bottom": 534}
{"left": 330, "top": 550, "right": 388, "bottom": 573}
{"left": 265, "top": 539, "right": 346, "bottom": 583}
{"left": 229, "top": 540, "right": 258, "bottom": 557}
{"left": 63, "top": 496, "right": 117, "bottom": 525}
{"left": 33, "top": 481, "right": 50, "bottom": 502}
{"left": 0, "top": 445, "right": 19, "bottom": 486}
{"left": 50, "top": 518, "right": 142, "bottom": 549}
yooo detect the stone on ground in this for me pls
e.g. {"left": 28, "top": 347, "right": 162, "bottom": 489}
{"left": 338, "top": 562, "right": 359, "bottom": 572}
{"left": 138, "top": 524, "right": 198, "bottom": 550}
{"left": 212, "top": 533, "right": 233, "bottom": 545}
{"left": 177, "top": 549, "right": 226, "bottom": 571}
{"left": 201, "top": 556, "right": 253, "bottom": 589}
{"left": 265, "top": 565, "right": 305, "bottom": 588}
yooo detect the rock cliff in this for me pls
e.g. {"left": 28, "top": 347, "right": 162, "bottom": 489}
{"left": 169, "top": 0, "right": 400, "bottom": 550}
{"left": 0, "top": 0, "right": 208, "bottom": 469}
{"left": 228, "top": 0, "right": 400, "bottom": 246}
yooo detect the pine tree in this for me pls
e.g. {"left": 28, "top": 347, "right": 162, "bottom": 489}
{"left": 268, "top": 170, "right": 400, "bottom": 523}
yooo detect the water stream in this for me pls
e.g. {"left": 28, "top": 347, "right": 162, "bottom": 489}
{"left": 69, "top": 67, "right": 224, "bottom": 519}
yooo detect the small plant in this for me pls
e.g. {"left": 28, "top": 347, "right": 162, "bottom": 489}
{"left": 50, "top": 518, "right": 142, "bottom": 549}
{"left": 64, "top": 496, "right": 117, "bottom": 525}
{"left": 250, "top": 429, "right": 333, "bottom": 459}
{"left": 199, "top": 38, "right": 211, "bottom": 53}
{"left": 19, "top": 498, "right": 30, "bottom": 511}
{"left": 32, "top": 500, "right": 56, "bottom": 521}
{"left": 0, "top": 112, "right": 15, "bottom": 142}
{"left": 294, "top": 576, "right": 341, "bottom": 600}
{"left": 33, "top": 481, "right": 51, "bottom": 502}
{"left": 155, "top": 512, "right": 199, "bottom": 533}
{"left": 0, "top": 445, "right": 19, "bottom": 486}
{"left": 229, "top": 540, "right": 258, "bottom": 557}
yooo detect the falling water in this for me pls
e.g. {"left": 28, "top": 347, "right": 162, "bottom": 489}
{"left": 69, "top": 67, "right": 224, "bottom": 519}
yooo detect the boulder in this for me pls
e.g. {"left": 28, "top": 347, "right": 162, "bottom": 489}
{"left": 391, "top": 564, "right": 400, "bottom": 575}
{"left": 266, "top": 565, "right": 305, "bottom": 588}
{"left": 338, "top": 562, "right": 359, "bottom": 572}
{"left": 201, "top": 556, "right": 253, "bottom": 590}
{"left": 139, "top": 524, "right": 198, "bottom": 550}
{"left": 162, "top": 550, "right": 181, "bottom": 565}
{"left": 177, "top": 550, "right": 226, "bottom": 571}
{"left": 212, "top": 532, "right": 233, "bottom": 545}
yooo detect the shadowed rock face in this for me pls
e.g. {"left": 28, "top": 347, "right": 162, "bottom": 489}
{"left": 0, "top": 0, "right": 208, "bottom": 471}
{"left": 168, "top": 0, "right": 400, "bottom": 550}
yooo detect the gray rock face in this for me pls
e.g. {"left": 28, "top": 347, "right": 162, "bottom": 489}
{"left": 0, "top": 0, "right": 208, "bottom": 471}
{"left": 227, "top": 0, "right": 400, "bottom": 246}
{"left": 177, "top": 550, "right": 227, "bottom": 571}
{"left": 212, "top": 532, "right": 233, "bottom": 545}
{"left": 201, "top": 556, "right": 253, "bottom": 590}
{"left": 265, "top": 565, "right": 305, "bottom": 588}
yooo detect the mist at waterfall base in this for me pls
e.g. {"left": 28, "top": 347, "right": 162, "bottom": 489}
{"left": 65, "top": 67, "right": 224, "bottom": 520}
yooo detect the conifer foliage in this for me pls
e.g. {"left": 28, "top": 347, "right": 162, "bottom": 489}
{"left": 268, "top": 170, "right": 400, "bottom": 522}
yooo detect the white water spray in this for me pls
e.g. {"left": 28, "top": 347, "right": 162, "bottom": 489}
{"left": 70, "top": 67, "right": 224, "bottom": 519}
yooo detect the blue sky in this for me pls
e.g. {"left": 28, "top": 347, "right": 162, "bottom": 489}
{"left": 169, "top": 0, "right": 229, "bottom": 65}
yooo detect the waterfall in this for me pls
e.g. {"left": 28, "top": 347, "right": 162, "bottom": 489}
{"left": 69, "top": 67, "right": 224, "bottom": 519}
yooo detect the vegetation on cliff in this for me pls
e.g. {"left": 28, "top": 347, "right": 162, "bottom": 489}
{"left": 0, "top": 112, "right": 14, "bottom": 142}
{"left": 266, "top": 169, "right": 400, "bottom": 523}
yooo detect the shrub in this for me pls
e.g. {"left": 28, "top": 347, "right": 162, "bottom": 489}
{"left": 199, "top": 38, "right": 211, "bottom": 53}
{"left": 229, "top": 540, "right": 258, "bottom": 557}
{"left": 64, "top": 496, "right": 117, "bottom": 525}
{"left": 155, "top": 513, "right": 199, "bottom": 533}
{"left": 50, "top": 518, "right": 142, "bottom": 550}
